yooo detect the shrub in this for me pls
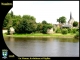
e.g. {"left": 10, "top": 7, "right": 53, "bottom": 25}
{"left": 61, "top": 28, "right": 68, "bottom": 34}
{"left": 73, "top": 21, "right": 78, "bottom": 27}
{"left": 74, "top": 32, "right": 79, "bottom": 39}
{"left": 56, "top": 28, "right": 61, "bottom": 33}
{"left": 72, "top": 28, "right": 77, "bottom": 33}
{"left": 68, "top": 28, "right": 72, "bottom": 33}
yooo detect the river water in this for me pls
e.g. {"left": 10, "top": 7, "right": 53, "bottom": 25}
{"left": 4, "top": 37, "right": 79, "bottom": 57}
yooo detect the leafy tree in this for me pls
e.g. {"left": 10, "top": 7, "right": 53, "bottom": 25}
{"left": 42, "top": 24, "right": 53, "bottom": 34}
{"left": 22, "top": 15, "right": 36, "bottom": 21}
{"left": 10, "top": 10, "right": 14, "bottom": 18}
{"left": 57, "top": 16, "right": 66, "bottom": 24}
{"left": 12, "top": 15, "right": 22, "bottom": 28}
{"left": 73, "top": 21, "right": 78, "bottom": 27}
{"left": 15, "top": 15, "right": 37, "bottom": 34}
{"left": 3, "top": 13, "right": 11, "bottom": 28}
{"left": 42, "top": 20, "right": 47, "bottom": 24}
{"left": 36, "top": 23, "right": 43, "bottom": 33}
{"left": 15, "top": 19, "right": 28, "bottom": 34}
{"left": 3, "top": 11, "right": 14, "bottom": 29}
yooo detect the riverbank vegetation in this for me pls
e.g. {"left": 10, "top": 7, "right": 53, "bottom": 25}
{"left": 2, "top": 11, "right": 79, "bottom": 39}
{"left": 3, "top": 33, "right": 76, "bottom": 38}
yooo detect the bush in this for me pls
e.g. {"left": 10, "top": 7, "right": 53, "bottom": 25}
{"left": 73, "top": 21, "right": 78, "bottom": 27}
{"left": 68, "top": 28, "right": 72, "bottom": 33}
{"left": 56, "top": 28, "right": 61, "bottom": 33}
{"left": 61, "top": 28, "right": 68, "bottom": 34}
{"left": 74, "top": 32, "right": 79, "bottom": 39}
{"left": 72, "top": 28, "right": 77, "bottom": 33}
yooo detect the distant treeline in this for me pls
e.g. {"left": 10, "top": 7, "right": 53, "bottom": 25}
{"left": 3, "top": 11, "right": 53, "bottom": 34}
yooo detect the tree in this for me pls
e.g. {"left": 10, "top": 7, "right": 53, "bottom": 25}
{"left": 57, "top": 16, "right": 66, "bottom": 24}
{"left": 42, "top": 20, "right": 47, "bottom": 24}
{"left": 36, "top": 23, "right": 43, "bottom": 33}
{"left": 22, "top": 15, "right": 36, "bottom": 21}
{"left": 12, "top": 15, "right": 22, "bottom": 28}
{"left": 10, "top": 10, "right": 14, "bottom": 18}
{"left": 3, "top": 13, "right": 11, "bottom": 28}
{"left": 3, "top": 11, "right": 14, "bottom": 34}
{"left": 15, "top": 15, "right": 37, "bottom": 34}
{"left": 42, "top": 23, "right": 53, "bottom": 34}
{"left": 73, "top": 21, "right": 78, "bottom": 27}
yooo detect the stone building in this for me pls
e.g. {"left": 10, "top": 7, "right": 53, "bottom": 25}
{"left": 68, "top": 12, "right": 75, "bottom": 27}
{"left": 62, "top": 12, "right": 75, "bottom": 28}
{"left": 10, "top": 27, "right": 15, "bottom": 35}
{"left": 47, "top": 28, "right": 54, "bottom": 34}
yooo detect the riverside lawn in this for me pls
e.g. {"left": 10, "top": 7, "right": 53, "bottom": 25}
{"left": 3, "top": 33, "right": 76, "bottom": 38}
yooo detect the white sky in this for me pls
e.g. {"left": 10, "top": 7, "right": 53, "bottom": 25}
{"left": 9, "top": 1, "right": 79, "bottom": 24}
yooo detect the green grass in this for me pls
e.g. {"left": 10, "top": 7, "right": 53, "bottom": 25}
{"left": 3, "top": 33, "right": 76, "bottom": 38}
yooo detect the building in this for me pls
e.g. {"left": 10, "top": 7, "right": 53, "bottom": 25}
{"left": 62, "top": 12, "right": 75, "bottom": 28}
{"left": 10, "top": 27, "right": 15, "bottom": 35}
{"left": 47, "top": 28, "right": 54, "bottom": 34}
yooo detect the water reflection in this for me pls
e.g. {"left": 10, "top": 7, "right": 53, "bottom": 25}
{"left": 4, "top": 37, "right": 79, "bottom": 57}
{"left": 55, "top": 38, "right": 79, "bottom": 43}
{"left": 4, "top": 37, "right": 79, "bottom": 43}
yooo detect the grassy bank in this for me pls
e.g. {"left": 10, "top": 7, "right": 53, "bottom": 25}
{"left": 3, "top": 33, "right": 76, "bottom": 38}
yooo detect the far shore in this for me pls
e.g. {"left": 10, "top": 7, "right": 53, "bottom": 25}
{"left": 3, "top": 33, "right": 76, "bottom": 38}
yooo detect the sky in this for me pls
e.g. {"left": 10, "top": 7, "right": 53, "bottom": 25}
{"left": 9, "top": 1, "right": 79, "bottom": 24}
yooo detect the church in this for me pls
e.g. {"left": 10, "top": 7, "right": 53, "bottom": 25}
{"left": 61, "top": 12, "right": 75, "bottom": 28}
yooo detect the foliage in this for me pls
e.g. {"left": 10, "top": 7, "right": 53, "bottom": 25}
{"left": 74, "top": 32, "right": 79, "bottom": 39}
{"left": 36, "top": 21, "right": 53, "bottom": 34}
{"left": 53, "top": 25, "right": 55, "bottom": 31}
{"left": 12, "top": 15, "right": 22, "bottom": 27}
{"left": 15, "top": 15, "right": 37, "bottom": 34}
{"left": 57, "top": 16, "right": 66, "bottom": 24}
{"left": 56, "top": 28, "right": 61, "bottom": 33}
{"left": 61, "top": 28, "right": 68, "bottom": 34}
{"left": 7, "top": 25, "right": 12, "bottom": 35}
{"left": 36, "top": 23, "right": 43, "bottom": 33}
{"left": 3, "top": 11, "right": 14, "bottom": 29}
{"left": 73, "top": 21, "right": 78, "bottom": 27}
{"left": 3, "top": 13, "right": 11, "bottom": 28}
{"left": 42, "top": 20, "right": 47, "bottom": 24}
{"left": 67, "top": 28, "right": 72, "bottom": 33}
{"left": 10, "top": 10, "right": 14, "bottom": 18}
{"left": 42, "top": 24, "right": 53, "bottom": 34}
{"left": 72, "top": 28, "right": 77, "bottom": 33}
{"left": 22, "top": 15, "right": 36, "bottom": 21}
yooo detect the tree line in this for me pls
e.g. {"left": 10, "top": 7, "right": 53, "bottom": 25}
{"left": 3, "top": 11, "right": 53, "bottom": 34}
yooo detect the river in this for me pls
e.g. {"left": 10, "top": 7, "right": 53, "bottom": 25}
{"left": 4, "top": 37, "right": 79, "bottom": 57}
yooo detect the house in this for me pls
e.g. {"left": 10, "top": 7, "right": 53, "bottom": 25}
{"left": 47, "top": 28, "right": 54, "bottom": 34}
{"left": 3, "top": 30, "right": 7, "bottom": 34}
{"left": 10, "top": 27, "right": 15, "bottom": 35}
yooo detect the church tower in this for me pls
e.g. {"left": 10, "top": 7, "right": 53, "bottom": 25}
{"left": 70, "top": 12, "right": 72, "bottom": 19}
{"left": 68, "top": 12, "right": 74, "bottom": 27}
